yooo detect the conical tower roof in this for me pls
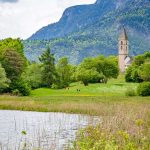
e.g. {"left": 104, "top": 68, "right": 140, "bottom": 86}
{"left": 119, "top": 26, "right": 128, "bottom": 40}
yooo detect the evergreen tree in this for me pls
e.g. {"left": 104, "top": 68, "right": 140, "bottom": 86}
{"left": 39, "top": 47, "right": 56, "bottom": 87}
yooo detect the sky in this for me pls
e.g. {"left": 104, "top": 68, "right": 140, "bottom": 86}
{"left": 0, "top": 0, "right": 96, "bottom": 39}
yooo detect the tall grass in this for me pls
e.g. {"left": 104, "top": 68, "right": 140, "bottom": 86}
{"left": 72, "top": 102, "right": 150, "bottom": 150}
{"left": 0, "top": 96, "right": 149, "bottom": 115}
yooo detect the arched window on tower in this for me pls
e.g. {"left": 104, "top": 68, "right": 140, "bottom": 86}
{"left": 121, "top": 41, "right": 123, "bottom": 45}
{"left": 121, "top": 46, "right": 122, "bottom": 50}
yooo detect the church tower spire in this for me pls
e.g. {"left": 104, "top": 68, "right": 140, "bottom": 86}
{"left": 118, "top": 27, "right": 129, "bottom": 73}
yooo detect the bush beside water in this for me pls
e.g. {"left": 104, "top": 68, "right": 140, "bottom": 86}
{"left": 72, "top": 114, "right": 150, "bottom": 150}
{"left": 72, "top": 123, "right": 150, "bottom": 150}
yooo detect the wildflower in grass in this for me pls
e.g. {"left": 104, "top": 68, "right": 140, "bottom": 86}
{"left": 135, "top": 119, "right": 144, "bottom": 127}
{"left": 117, "top": 130, "right": 129, "bottom": 141}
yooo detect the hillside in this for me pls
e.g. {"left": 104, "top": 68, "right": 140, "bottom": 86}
{"left": 24, "top": 0, "right": 150, "bottom": 63}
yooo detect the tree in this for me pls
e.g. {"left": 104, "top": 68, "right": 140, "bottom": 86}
{"left": 75, "top": 55, "right": 119, "bottom": 85}
{"left": 0, "top": 38, "right": 24, "bottom": 60}
{"left": 125, "top": 52, "right": 150, "bottom": 83}
{"left": 76, "top": 67, "right": 104, "bottom": 86}
{"left": 56, "top": 57, "right": 72, "bottom": 88}
{"left": 0, "top": 38, "right": 30, "bottom": 95}
{"left": 125, "top": 66, "right": 134, "bottom": 82}
{"left": 0, "top": 64, "right": 9, "bottom": 93}
{"left": 39, "top": 47, "right": 56, "bottom": 87}
{"left": 102, "top": 59, "right": 119, "bottom": 79}
{"left": 134, "top": 55, "right": 145, "bottom": 66}
{"left": 140, "top": 63, "right": 150, "bottom": 81}
{"left": 22, "top": 63, "right": 43, "bottom": 89}
{"left": 1, "top": 48, "right": 26, "bottom": 81}
{"left": 10, "top": 79, "right": 31, "bottom": 96}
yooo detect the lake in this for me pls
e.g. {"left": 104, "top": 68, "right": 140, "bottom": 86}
{"left": 0, "top": 110, "right": 100, "bottom": 150}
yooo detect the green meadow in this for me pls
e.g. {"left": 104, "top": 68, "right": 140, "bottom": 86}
{"left": 31, "top": 76, "right": 138, "bottom": 97}
{"left": 0, "top": 76, "right": 149, "bottom": 115}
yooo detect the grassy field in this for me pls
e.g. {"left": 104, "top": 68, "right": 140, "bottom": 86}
{"left": 0, "top": 76, "right": 149, "bottom": 115}
{"left": 31, "top": 76, "right": 138, "bottom": 97}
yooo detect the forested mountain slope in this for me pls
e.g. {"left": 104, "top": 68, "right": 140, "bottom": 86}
{"left": 24, "top": 0, "right": 150, "bottom": 63}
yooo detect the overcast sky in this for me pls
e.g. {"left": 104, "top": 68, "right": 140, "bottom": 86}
{"left": 0, "top": 0, "right": 96, "bottom": 39}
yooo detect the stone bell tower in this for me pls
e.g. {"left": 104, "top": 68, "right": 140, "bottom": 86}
{"left": 118, "top": 27, "right": 129, "bottom": 73}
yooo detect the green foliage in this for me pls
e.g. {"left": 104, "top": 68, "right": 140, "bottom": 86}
{"left": 133, "top": 55, "right": 145, "bottom": 66}
{"left": 1, "top": 48, "right": 27, "bottom": 81}
{"left": 39, "top": 47, "right": 56, "bottom": 87}
{"left": 125, "top": 52, "right": 150, "bottom": 83}
{"left": 72, "top": 122, "right": 149, "bottom": 150}
{"left": 131, "top": 67, "right": 143, "bottom": 83}
{"left": 0, "top": 38, "right": 29, "bottom": 95}
{"left": 22, "top": 63, "right": 43, "bottom": 89}
{"left": 102, "top": 59, "right": 119, "bottom": 79}
{"left": 0, "top": 38, "right": 24, "bottom": 58}
{"left": 0, "top": 63, "right": 9, "bottom": 92}
{"left": 75, "top": 55, "right": 119, "bottom": 85}
{"left": 56, "top": 57, "right": 72, "bottom": 88}
{"left": 12, "top": 89, "right": 20, "bottom": 96}
{"left": 125, "top": 66, "right": 134, "bottom": 82}
{"left": 21, "top": 131, "right": 27, "bottom": 135}
{"left": 137, "top": 82, "right": 150, "bottom": 96}
{"left": 125, "top": 88, "right": 136, "bottom": 97}
{"left": 10, "top": 79, "right": 31, "bottom": 96}
{"left": 76, "top": 67, "right": 104, "bottom": 86}
{"left": 139, "top": 63, "right": 150, "bottom": 81}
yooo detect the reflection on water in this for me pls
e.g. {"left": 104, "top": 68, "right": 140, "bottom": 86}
{"left": 0, "top": 110, "right": 100, "bottom": 150}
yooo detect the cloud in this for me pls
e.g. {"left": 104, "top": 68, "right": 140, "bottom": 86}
{"left": 0, "top": 0, "right": 18, "bottom": 3}
{"left": 0, "top": 0, "right": 96, "bottom": 39}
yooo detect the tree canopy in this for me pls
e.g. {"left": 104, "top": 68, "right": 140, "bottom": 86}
{"left": 39, "top": 47, "right": 56, "bottom": 87}
{"left": 125, "top": 51, "right": 150, "bottom": 83}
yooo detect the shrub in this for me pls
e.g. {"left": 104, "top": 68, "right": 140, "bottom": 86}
{"left": 137, "top": 82, "right": 150, "bottom": 96}
{"left": 131, "top": 68, "right": 143, "bottom": 83}
{"left": 12, "top": 89, "right": 20, "bottom": 96}
{"left": 72, "top": 122, "right": 149, "bottom": 150}
{"left": 125, "top": 88, "right": 136, "bottom": 96}
{"left": 51, "top": 83, "right": 63, "bottom": 89}
{"left": 10, "top": 79, "right": 31, "bottom": 96}
{"left": 139, "top": 63, "right": 150, "bottom": 81}
{"left": 125, "top": 66, "right": 134, "bottom": 82}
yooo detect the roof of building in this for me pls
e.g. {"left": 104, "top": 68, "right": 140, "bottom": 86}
{"left": 124, "top": 56, "right": 132, "bottom": 65}
{"left": 119, "top": 26, "right": 128, "bottom": 40}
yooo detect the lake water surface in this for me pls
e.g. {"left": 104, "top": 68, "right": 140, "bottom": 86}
{"left": 0, "top": 110, "right": 100, "bottom": 150}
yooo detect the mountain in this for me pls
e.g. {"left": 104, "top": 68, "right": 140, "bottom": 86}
{"left": 24, "top": 0, "right": 150, "bottom": 63}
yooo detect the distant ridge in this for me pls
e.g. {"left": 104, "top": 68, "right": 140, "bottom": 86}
{"left": 24, "top": 0, "right": 150, "bottom": 63}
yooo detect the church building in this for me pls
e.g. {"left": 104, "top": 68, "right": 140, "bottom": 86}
{"left": 118, "top": 27, "right": 132, "bottom": 73}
